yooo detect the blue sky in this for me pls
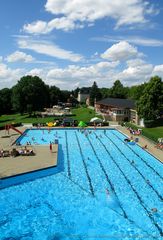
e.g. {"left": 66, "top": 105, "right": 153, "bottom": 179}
{"left": 0, "top": 0, "right": 163, "bottom": 90}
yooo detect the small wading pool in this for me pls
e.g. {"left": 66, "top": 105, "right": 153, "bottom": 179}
{"left": 0, "top": 128, "right": 162, "bottom": 239}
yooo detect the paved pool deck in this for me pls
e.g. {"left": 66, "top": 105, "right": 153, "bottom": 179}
{"left": 0, "top": 127, "right": 58, "bottom": 178}
{"left": 116, "top": 126, "right": 163, "bottom": 163}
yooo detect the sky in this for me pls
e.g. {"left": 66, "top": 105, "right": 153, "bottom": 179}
{"left": 0, "top": 0, "right": 163, "bottom": 90}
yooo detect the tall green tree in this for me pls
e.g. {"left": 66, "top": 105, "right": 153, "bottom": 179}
{"left": 60, "top": 90, "right": 71, "bottom": 103}
{"left": 100, "top": 87, "right": 111, "bottom": 99}
{"left": 127, "top": 83, "right": 147, "bottom": 100}
{"left": 12, "top": 75, "right": 49, "bottom": 114}
{"left": 137, "top": 76, "right": 163, "bottom": 120}
{"left": 0, "top": 88, "right": 12, "bottom": 114}
{"left": 89, "top": 81, "right": 102, "bottom": 106}
{"left": 49, "top": 86, "right": 61, "bottom": 107}
{"left": 110, "top": 80, "right": 127, "bottom": 98}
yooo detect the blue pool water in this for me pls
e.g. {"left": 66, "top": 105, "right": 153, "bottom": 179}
{"left": 0, "top": 128, "right": 162, "bottom": 239}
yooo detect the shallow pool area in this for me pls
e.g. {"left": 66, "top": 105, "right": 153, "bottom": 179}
{"left": 0, "top": 128, "right": 162, "bottom": 239}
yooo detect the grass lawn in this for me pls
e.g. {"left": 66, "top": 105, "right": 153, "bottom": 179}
{"left": 0, "top": 114, "right": 56, "bottom": 127}
{"left": 142, "top": 127, "right": 163, "bottom": 142}
{"left": 0, "top": 107, "right": 102, "bottom": 127}
{"left": 71, "top": 107, "right": 102, "bottom": 122}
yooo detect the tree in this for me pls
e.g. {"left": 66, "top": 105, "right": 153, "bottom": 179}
{"left": 110, "top": 80, "right": 127, "bottom": 98}
{"left": 127, "top": 83, "right": 147, "bottom": 100}
{"left": 100, "top": 87, "right": 111, "bottom": 99}
{"left": 12, "top": 75, "right": 49, "bottom": 114}
{"left": 60, "top": 90, "right": 71, "bottom": 103}
{"left": 49, "top": 86, "right": 61, "bottom": 107}
{"left": 137, "top": 76, "right": 163, "bottom": 120}
{"left": 0, "top": 88, "right": 12, "bottom": 114}
{"left": 89, "top": 81, "right": 102, "bottom": 106}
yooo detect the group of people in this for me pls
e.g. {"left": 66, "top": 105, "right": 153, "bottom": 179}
{"left": 128, "top": 127, "right": 141, "bottom": 135}
{"left": 154, "top": 138, "right": 163, "bottom": 150}
{"left": 11, "top": 147, "right": 35, "bottom": 157}
{"left": 0, "top": 147, "right": 35, "bottom": 158}
{"left": 0, "top": 149, "right": 10, "bottom": 157}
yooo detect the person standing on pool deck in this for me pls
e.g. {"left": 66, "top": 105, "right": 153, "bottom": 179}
{"left": 49, "top": 142, "right": 52, "bottom": 152}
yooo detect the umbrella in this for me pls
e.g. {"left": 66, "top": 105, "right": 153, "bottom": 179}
{"left": 78, "top": 121, "right": 87, "bottom": 127}
{"left": 90, "top": 117, "right": 103, "bottom": 123}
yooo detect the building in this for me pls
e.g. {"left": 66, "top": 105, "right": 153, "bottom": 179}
{"left": 95, "top": 97, "right": 142, "bottom": 125}
{"left": 77, "top": 90, "right": 90, "bottom": 103}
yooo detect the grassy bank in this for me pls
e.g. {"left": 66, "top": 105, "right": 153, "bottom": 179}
{"left": 0, "top": 114, "right": 58, "bottom": 128}
{"left": 124, "top": 122, "right": 163, "bottom": 142}
{"left": 71, "top": 107, "right": 101, "bottom": 122}
{"left": 0, "top": 107, "right": 102, "bottom": 127}
{"left": 142, "top": 127, "right": 163, "bottom": 142}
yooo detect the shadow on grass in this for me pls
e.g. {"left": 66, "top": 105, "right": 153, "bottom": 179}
{"left": 0, "top": 118, "right": 15, "bottom": 123}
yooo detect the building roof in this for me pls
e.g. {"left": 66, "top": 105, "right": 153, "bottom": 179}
{"left": 96, "top": 98, "right": 135, "bottom": 109}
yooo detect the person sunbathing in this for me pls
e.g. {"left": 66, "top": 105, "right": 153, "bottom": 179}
{"left": 155, "top": 143, "right": 163, "bottom": 150}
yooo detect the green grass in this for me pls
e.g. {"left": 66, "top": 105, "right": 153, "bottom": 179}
{"left": 71, "top": 107, "right": 102, "bottom": 122}
{"left": 0, "top": 114, "right": 56, "bottom": 127}
{"left": 0, "top": 107, "right": 102, "bottom": 127}
{"left": 142, "top": 127, "right": 163, "bottom": 142}
{"left": 124, "top": 121, "right": 163, "bottom": 142}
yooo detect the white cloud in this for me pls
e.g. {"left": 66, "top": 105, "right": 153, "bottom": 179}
{"left": 25, "top": 68, "right": 44, "bottom": 77}
{"left": 23, "top": 21, "right": 48, "bottom": 34}
{"left": 17, "top": 38, "right": 83, "bottom": 62}
{"left": 0, "top": 59, "right": 162, "bottom": 90}
{"left": 117, "top": 62, "right": 153, "bottom": 85}
{"left": 23, "top": 0, "right": 158, "bottom": 34}
{"left": 46, "top": 61, "right": 120, "bottom": 89}
{"left": 152, "top": 65, "right": 163, "bottom": 78}
{"left": 126, "top": 58, "right": 146, "bottom": 67}
{"left": 92, "top": 36, "right": 163, "bottom": 47}
{"left": 0, "top": 63, "right": 24, "bottom": 88}
{"left": 101, "top": 41, "right": 143, "bottom": 61}
{"left": 6, "top": 51, "right": 34, "bottom": 63}
{"left": 23, "top": 17, "right": 78, "bottom": 34}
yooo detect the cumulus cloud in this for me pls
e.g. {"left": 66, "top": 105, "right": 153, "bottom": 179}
{"left": 117, "top": 61, "right": 153, "bottom": 85}
{"left": 6, "top": 51, "right": 35, "bottom": 63}
{"left": 23, "top": 0, "right": 158, "bottom": 34}
{"left": 25, "top": 68, "right": 44, "bottom": 77}
{"left": 101, "top": 41, "right": 143, "bottom": 61}
{"left": 1, "top": 59, "right": 163, "bottom": 90}
{"left": 23, "top": 17, "right": 79, "bottom": 34}
{"left": 0, "top": 63, "right": 24, "bottom": 88}
{"left": 152, "top": 65, "right": 163, "bottom": 78}
{"left": 46, "top": 61, "right": 120, "bottom": 89}
{"left": 17, "top": 38, "right": 83, "bottom": 62}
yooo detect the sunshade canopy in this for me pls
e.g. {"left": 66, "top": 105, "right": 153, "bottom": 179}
{"left": 78, "top": 121, "right": 87, "bottom": 127}
{"left": 90, "top": 117, "right": 103, "bottom": 123}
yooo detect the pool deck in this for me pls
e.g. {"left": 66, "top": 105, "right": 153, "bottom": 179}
{"left": 0, "top": 128, "right": 58, "bottom": 178}
{"left": 116, "top": 126, "right": 163, "bottom": 163}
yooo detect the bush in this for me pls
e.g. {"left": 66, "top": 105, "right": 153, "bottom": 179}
{"left": 124, "top": 122, "right": 138, "bottom": 130}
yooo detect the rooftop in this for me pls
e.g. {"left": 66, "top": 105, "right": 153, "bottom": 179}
{"left": 96, "top": 97, "right": 135, "bottom": 109}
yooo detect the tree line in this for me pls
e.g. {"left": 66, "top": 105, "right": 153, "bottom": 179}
{"left": 0, "top": 75, "right": 162, "bottom": 121}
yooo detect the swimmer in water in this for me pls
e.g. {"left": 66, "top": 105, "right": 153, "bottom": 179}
{"left": 151, "top": 208, "right": 158, "bottom": 213}
{"left": 106, "top": 188, "right": 110, "bottom": 196}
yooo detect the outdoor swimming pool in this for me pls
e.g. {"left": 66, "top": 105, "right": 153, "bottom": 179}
{"left": 0, "top": 128, "right": 162, "bottom": 239}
